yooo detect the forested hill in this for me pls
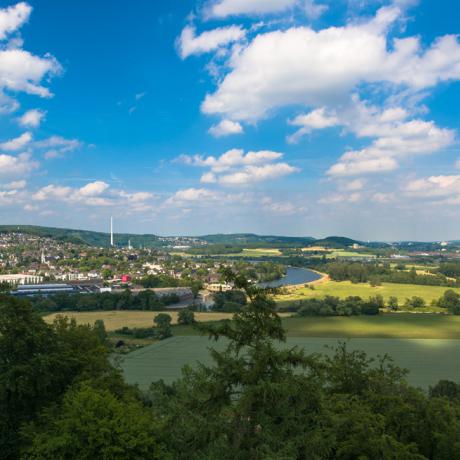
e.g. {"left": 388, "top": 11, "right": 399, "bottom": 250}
{"left": 198, "top": 233, "right": 316, "bottom": 246}
{"left": 0, "top": 225, "right": 165, "bottom": 248}
{"left": 0, "top": 225, "right": 364, "bottom": 249}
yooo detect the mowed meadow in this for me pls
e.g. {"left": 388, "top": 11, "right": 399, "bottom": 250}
{"left": 43, "top": 311, "right": 236, "bottom": 330}
{"left": 121, "top": 335, "right": 460, "bottom": 389}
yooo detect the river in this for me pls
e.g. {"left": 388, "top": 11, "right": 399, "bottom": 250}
{"left": 258, "top": 266, "right": 322, "bottom": 288}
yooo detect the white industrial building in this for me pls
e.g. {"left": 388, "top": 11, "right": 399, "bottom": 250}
{"left": 0, "top": 274, "right": 44, "bottom": 285}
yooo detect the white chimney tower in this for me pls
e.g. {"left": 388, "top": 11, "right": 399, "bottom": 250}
{"left": 110, "top": 216, "right": 114, "bottom": 246}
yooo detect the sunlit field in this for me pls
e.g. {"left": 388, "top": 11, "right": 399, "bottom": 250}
{"left": 43, "top": 311, "right": 236, "bottom": 330}
{"left": 275, "top": 280, "right": 460, "bottom": 307}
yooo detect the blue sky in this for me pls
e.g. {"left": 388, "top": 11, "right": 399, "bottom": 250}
{"left": 0, "top": 0, "right": 460, "bottom": 240}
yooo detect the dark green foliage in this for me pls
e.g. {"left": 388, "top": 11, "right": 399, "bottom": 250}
{"left": 388, "top": 295, "right": 399, "bottom": 311}
{"left": 136, "top": 274, "right": 183, "bottom": 288}
{"left": 212, "top": 289, "right": 247, "bottom": 311}
{"left": 296, "top": 295, "right": 381, "bottom": 316}
{"left": 312, "top": 236, "right": 361, "bottom": 248}
{"left": 199, "top": 233, "right": 315, "bottom": 246}
{"left": 154, "top": 313, "right": 172, "bottom": 340}
{"left": 430, "top": 380, "right": 460, "bottom": 400}
{"left": 178, "top": 308, "right": 195, "bottom": 325}
{"left": 0, "top": 281, "right": 10, "bottom": 293}
{"left": 404, "top": 296, "right": 426, "bottom": 308}
{"left": 114, "top": 326, "right": 156, "bottom": 339}
{"left": 437, "top": 289, "right": 460, "bottom": 313}
{"left": 21, "top": 384, "right": 167, "bottom": 460}
{"left": 28, "top": 289, "right": 179, "bottom": 312}
{"left": 326, "top": 261, "right": 457, "bottom": 287}
{"left": 93, "top": 319, "right": 107, "bottom": 344}
{"left": 438, "top": 262, "right": 460, "bottom": 278}
{"left": 0, "top": 295, "right": 123, "bottom": 459}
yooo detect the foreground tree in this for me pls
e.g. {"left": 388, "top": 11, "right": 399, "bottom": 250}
{"left": 0, "top": 296, "right": 124, "bottom": 459}
{"left": 21, "top": 384, "right": 167, "bottom": 460}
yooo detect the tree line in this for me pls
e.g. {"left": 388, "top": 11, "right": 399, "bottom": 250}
{"left": 325, "top": 262, "right": 458, "bottom": 287}
{"left": 284, "top": 289, "right": 460, "bottom": 316}
{"left": 27, "top": 289, "right": 181, "bottom": 312}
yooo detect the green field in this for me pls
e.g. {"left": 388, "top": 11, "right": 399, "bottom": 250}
{"left": 174, "top": 314, "right": 460, "bottom": 339}
{"left": 120, "top": 335, "right": 460, "bottom": 389}
{"left": 276, "top": 280, "right": 459, "bottom": 308}
{"left": 224, "top": 248, "right": 283, "bottom": 257}
{"left": 326, "top": 249, "right": 377, "bottom": 259}
{"left": 43, "top": 311, "right": 236, "bottom": 331}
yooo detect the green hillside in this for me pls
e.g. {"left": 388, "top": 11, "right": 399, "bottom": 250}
{"left": 0, "top": 225, "right": 165, "bottom": 248}
{"left": 198, "top": 233, "right": 315, "bottom": 246}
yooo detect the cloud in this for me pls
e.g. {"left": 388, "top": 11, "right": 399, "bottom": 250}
{"left": 217, "top": 162, "right": 299, "bottom": 185}
{"left": 178, "top": 25, "right": 245, "bottom": 59}
{"left": 34, "top": 135, "right": 82, "bottom": 159}
{"left": 0, "top": 152, "right": 37, "bottom": 178}
{"left": 206, "top": 0, "right": 296, "bottom": 18}
{"left": 0, "top": 3, "right": 61, "bottom": 112}
{"left": 18, "top": 108, "right": 46, "bottom": 128}
{"left": 287, "top": 108, "right": 338, "bottom": 143}
{"left": 0, "top": 2, "right": 31, "bottom": 40}
{"left": 341, "top": 179, "right": 366, "bottom": 191}
{"left": 372, "top": 192, "right": 394, "bottom": 203}
{"left": 32, "top": 181, "right": 154, "bottom": 210}
{"left": 179, "top": 148, "right": 299, "bottom": 185}
{"left": 0, "top": 131, "right": 32, "bottom": 151}
{"left": 327, "top": 112, "right": 455, "bottom": 176}
{"left": 261, "top": 197, "right": 299, "bottom": 215}
{"left": 304, "top": 0, "right": 328, "bottom": 20}
{"left": 0, "top": 48, "right": 61, "bottom": 98}
{"left": 179, "top": 148, "right": 283, "bottom": 171}
{"left": 168, "top": 187, "right": 221, "bottom": 202}
{"left": 78, "top": 181, "right": 109, "bottom": 197}
{"left": 404, "top": 175, "right": 460, "bottom": 199}
{"left": 3, "top": 179, "right": 26, "bottom": 189}
{"left": 208, "top": 119, "right": 243, "bottom": 137}
{"left": 201, "top": 6, "right": 460, "bottom": 122}
{"left": 319, "top": 192, "right": 362, "bottom": 204}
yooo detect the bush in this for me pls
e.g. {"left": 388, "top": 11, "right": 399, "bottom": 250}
{"left": 404, "top": 296, "right": 426, "bottom": 308}
{"left": 153, "top": 313, "right": 172, "bottom": 340}
{"left": 178, "top": 309, "right": 195, "bottom": 325}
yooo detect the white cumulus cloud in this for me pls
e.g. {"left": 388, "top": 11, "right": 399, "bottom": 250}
{"left": 208, "top": 119, "right": 243, "bottom": 137}
{"left": 18, "top": 108, "right": 46, "bottom": 128}
{"left": 0, "top": 132, "right": 32, "bottom": 151}
{"left": 201, "top": 6, "right": 460, "bottom": 122}
{"left": 178, "top": 25, "right": 245, "bottom": 59}
{"left": 206, "top": 0, "right": 296, "bottom": 18}
{"left": 0, "top": 2, "right": 31, "bottom": 41}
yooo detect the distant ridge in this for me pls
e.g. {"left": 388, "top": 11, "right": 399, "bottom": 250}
{"left": 198, "top": 233, "right": 316, "bottom": 246}
{"left": 0, "top": 225, "right": 164, "bottom": 248}
{"left": 0, "top": 225, "right": 364, "bottom": 249}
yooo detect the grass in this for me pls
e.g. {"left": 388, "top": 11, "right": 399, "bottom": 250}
{"left": 281, "top": 314, "right": 460, "bottom": 339}
{"left": 223, "top": 248, "right": 283, "bottom": 257}
{"left": 43, "top": 311, "right": 236, "bottom": 331}
{"left": 326, "top": 249, "right": 377, "bottom": 259}
{"left": 275, "top": 280, "right": 460, "bottom": 307}
{"left": 173, "top": 314, "right": 460, "bottom": 340}
{"left": 120, "top": 334, "right": 460, "bottom": 389}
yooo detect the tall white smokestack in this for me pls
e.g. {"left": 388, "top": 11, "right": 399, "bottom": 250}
{"left": 110, "top": 216, "right": 114, "bottom": 246}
